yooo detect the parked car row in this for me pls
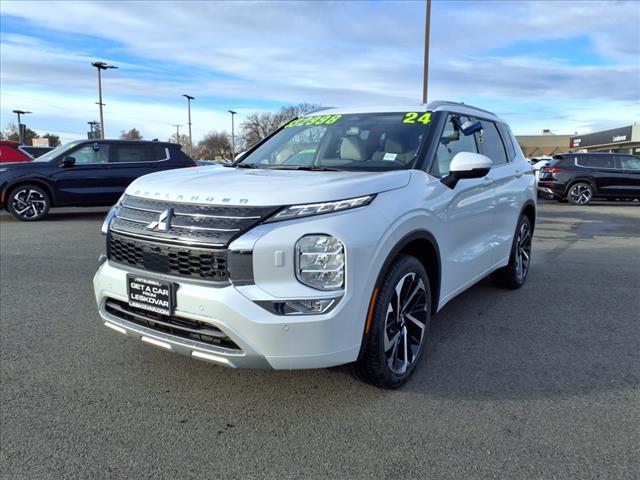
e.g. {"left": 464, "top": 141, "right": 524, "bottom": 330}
{"left": 537, "top": 152, "right": 640, "bottom": 205}
{"left": 0, "top": 139, "right": 196, "bottom": 221}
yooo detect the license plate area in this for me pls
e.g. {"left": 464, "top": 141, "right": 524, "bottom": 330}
{"left": 127, "top": 274, "right": 174, "bottom": 316}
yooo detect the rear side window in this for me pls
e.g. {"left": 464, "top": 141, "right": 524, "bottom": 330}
{"left": 576, "top": 155, "right": 615, "bottom": 169}
{"left": 112, "top": 144, "right": 167, "bottom": 163}
{"left": 616, "top": 155, "right": 640, "bottom": 171}
{"left": 496, "top": 123, "right": 516, "bottom": 161}
{"left": 478, "top": 121, "right": 508, "bottom": 165}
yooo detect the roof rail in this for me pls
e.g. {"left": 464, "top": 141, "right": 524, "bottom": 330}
{"left": 427, "top": 100, "right": 496, "bottom": 117}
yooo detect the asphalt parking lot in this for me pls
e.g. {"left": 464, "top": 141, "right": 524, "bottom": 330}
{"left": 1, "top": 200, "right": 639, "bottom": 479}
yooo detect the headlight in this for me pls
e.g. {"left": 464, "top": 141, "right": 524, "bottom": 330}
{"left": 267, "top": 195, "right": 375, "bottom": 222}
{"left": 296, "top": 235, "right": 345, "bottom": 290}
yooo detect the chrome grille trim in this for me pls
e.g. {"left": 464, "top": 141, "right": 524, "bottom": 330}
{"left": 110, "top": 194, "right": 280, "bottom": 247}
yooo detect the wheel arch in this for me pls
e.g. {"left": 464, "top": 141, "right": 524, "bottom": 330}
{"left": 4, "top": 179, "right": 56, "bottom": 207}
{"left": 520, "top": 200, "right": 536, "bottom": 233}
{"left": 356, "top": 229, "right": 441, "bottom": 361}
{"left": 564, "top": 177, "right": 596, "bottom": 198}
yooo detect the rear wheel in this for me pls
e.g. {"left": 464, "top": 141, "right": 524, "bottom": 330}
{"left": 491, "top": 215, "right": 532, "bottom": 289}
{"left": 353, "top": 255, "right": 431, "bottom": 389}
{"left": 567, "top": 182, "right": 593, "bottom": 205}
{"left": 6, "top": 185, "right": 50, "bottom": 221}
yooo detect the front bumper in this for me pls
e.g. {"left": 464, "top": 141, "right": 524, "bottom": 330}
{"left": 94, "top": 261, "right": 363, "bottom": 370}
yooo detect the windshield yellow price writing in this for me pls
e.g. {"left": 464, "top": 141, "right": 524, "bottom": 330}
{"left": 402, "top": 112, "right": 431, "bottom": 125}
{"left": 284, "top": 114, "right": 343, "bottom": 128}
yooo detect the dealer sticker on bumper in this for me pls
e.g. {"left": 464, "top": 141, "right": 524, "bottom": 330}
{"left": 127, "top": 275, "right": 174, "bottom": 316}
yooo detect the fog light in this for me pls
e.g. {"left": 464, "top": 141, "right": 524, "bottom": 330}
{"left": 256, "top": 297, "right": 340, "bottom": 315}
{"left": 296, "top": 235, "right": 345, "bottom": 290}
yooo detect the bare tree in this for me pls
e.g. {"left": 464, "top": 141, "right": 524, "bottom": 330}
{"left": 169, "top": 133, "right": 192, "bottom": 153}
{"left": 239, "top": 103, "right": 321, "bottom": 149}
{"left": 119, "top": 128, "right": 143, "bottom": 140}
{"left": 196, "top": 130, "right": 232, "bottom": 161}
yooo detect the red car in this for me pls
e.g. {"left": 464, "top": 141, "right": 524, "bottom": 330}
{"left": 0, "top": 140, "right": 34, "bottom": 163}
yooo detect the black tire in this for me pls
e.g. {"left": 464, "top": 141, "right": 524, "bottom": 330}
{"left": 567, "top": 182, "right": 593, "bottom": 205}
{"left": 6, "top": 184, "right": 50, "bottom": 221}
{"left": 491, "top": 215, "right": 532, "bottom": 289}
{"left": 353, "top": 254, "right": 431, "bottom": 389}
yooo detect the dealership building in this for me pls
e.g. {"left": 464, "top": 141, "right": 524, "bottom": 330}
{"left": 569, "top": 125, "right": 640, "bottom": 155}
{"left": 517, "top": 124, "right": 640, "bottom": 158}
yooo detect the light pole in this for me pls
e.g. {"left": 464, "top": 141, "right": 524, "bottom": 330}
{"left": 12, "top": 110, "right": 31, "bottom": 144}
{"left": 228, "top": 110, "right": 237, "bottom": 162}
{"left": 91, "top": 61, "right": 118, "bottom": 139}
{"left": 422, "top": 0, "right": 431, "bottom": 104}
{"left": 183, "top": 94, "right": 195, "bottom": 156}
{"left": 88, "top": 121, "right": 99, "bottom": 139}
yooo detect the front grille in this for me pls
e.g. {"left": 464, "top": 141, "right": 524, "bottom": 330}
{"left": 108, "top": 233, "right": 228, "bottom": 281}
{"left": 110, "top": 194, "right": 279, "bottom": 247}
{"left": 105, "top": 298, "right": 241, "bottom": 351}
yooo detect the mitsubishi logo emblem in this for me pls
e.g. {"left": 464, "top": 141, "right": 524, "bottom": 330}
{"left": 147, "top": 208, "right": 173, "bottom": 232}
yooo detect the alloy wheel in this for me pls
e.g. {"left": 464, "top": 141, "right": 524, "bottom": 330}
{"left": 11, "top": 188, "right": 48, "bottom": 219}
{"left": 514, "top": 221, "right": 532, "bottom": 282}
{"left": 569, "top": 184, "right": 592, "bottom": 204}
{"left": 383, "top": 272, "right": 428, "bottom": 375}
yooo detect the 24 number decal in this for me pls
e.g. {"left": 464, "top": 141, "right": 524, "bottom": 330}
{"left": 402, "top": 112, "right": 431, "bottom": 125}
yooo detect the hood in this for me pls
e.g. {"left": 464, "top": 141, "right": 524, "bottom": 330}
{"left": 126, "top": 166, "right": 412, "bottom": 206}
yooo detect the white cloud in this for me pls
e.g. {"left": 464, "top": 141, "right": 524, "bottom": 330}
{"left": 1, "top": 0, "right": 638, "bottom": 139}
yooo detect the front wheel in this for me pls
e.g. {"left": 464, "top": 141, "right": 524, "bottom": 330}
{"left": 567, "top": 182, "right": 593, "bottom": 205}
{"left": 491, "top": 214, "right": 532, "bottom": 289}
{"left": 6, "top": 185, "right": 51, "bottom": 221}
{"left": 353, "top": 255, "right": 431, "bottom": 389}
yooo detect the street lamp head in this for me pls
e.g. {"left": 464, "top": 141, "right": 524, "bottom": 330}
{"left": 228, "top": 110, "right": 237, "bottom": 115}
{"left": 12, "top": 110, "right": 31, "bottom": 115}
{"left": 92, "top": 61, "right": 118, "bottom": 70}
{"left": 183, "top": 94, "right": 195, "bottom": 101}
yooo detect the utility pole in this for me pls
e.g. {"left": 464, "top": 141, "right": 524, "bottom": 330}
{"left": 183, "top": 94, "right": 195, "bottom": 157}
{"left": 173, "top": 124, "right": 183, "bottom": 141}
{"left": 12, "top": 110, "right": 31, "bottom": 144}
{"left": 228, "top": 110, "right": 237, "bottom": 162}
{"left": 422, "top": 0, "right": 431, "bottom": 104}
{"left": 91, "top": 62, "right": 118, "bottom": 139}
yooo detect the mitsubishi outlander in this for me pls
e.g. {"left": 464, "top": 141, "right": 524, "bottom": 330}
{"left": 94, "top": 101, "right": 536, "bottom": 388}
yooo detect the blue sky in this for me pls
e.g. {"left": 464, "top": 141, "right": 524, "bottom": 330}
{"left": 1, "top": 0, "right": 638, "bottom": 143}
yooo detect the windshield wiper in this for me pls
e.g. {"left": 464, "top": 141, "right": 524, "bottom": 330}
{"left": 235, "top": 163, "right": 260, "bottom": 169}
{"left": 268, "top": 165, "right": 343, "bottom": 172}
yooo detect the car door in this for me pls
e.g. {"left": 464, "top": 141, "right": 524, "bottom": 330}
{"left": 478, "top": 120, "right": 524, "bottom": 266}
{"left": 575, "top": 155, "right": 618, "bottom": 196}
{"left": 429, "top": 113, "right": 497, "bottom": 299}
{"left": 108, "top": 143, "right": 170, "bottom": 196}
{"left": 50, "top": 142, "right": 115, "bottom": 205}
{"left": 614, "top": 155, "right": 640, "bottom": 197}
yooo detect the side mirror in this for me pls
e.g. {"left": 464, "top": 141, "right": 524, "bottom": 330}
{"left": 62, "top": 156, "right": 76, "bottom": 168}
{"left": 441, "top": 152, "right": 492, "bottom": 189}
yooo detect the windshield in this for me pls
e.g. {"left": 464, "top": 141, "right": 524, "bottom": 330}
{"left": 238, "top": 112, "right": 432, "bottom": 171}
{"left": 32, "top": 141, "right": 83, "bottom": 162}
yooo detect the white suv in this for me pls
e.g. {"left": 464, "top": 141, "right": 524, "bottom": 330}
{"left": 94, "top": 101, "right": 536, "bottom": 388}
